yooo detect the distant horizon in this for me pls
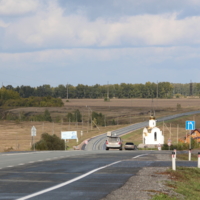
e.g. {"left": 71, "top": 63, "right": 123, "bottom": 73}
{"left": 1, "top": 81, "right": 196, "bottom": 88}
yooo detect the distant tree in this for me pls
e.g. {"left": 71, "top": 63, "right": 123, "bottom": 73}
{"left": 44, "top": 109, "right": 52, "bottom": 122}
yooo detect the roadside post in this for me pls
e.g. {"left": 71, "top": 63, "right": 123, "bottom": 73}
{"left": 189, "top": 149, "right": 191, "bottom": 161}
{"left": 168, "top": 139, "right": 171, "bottom": 150}
{"left": 174, "top": 149, "right": 176, "bottom": 159}
{"left": 158, "top": 144, "right": 161, "bottom": 151}
{"left": 31, "top": 126, "right": 37, "bottom": 151}
{"left": 172, "top": 152, "right": 176, "bottom": 171}
{"left": 198, "top": 152, "right": 200, "bottom": 168}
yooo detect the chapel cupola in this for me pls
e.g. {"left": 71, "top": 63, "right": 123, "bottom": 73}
{"left": 149, "top": 115, "right": 156, "bottom": 128}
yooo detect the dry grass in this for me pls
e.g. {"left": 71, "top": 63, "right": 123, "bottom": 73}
{"left": 0, "top": 120, "right": 125, "bottom": 152}
{"left": 1, "top": 98, "right": 200, "bottom": 152}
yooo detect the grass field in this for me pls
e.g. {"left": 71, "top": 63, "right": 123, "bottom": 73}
{"left": 151, "top": 167, "right": 200, "bottom": 200}
{"left": 1, "top": 98, "right": 200, "bottom": 152}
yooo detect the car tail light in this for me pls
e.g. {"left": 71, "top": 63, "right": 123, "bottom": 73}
{"left": 118, "top": 142, "right": 121, "bottom": 145}
{"left": 106, "top": 141, "right": 108, "bottom": 144}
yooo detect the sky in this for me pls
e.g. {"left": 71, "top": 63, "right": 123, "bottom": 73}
{"left": 1, "top": 0, "right": 200, "bottom": 87}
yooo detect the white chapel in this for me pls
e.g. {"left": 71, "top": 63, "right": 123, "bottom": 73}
{"left": 143, "top": 116, "right": 164, "bottom": 146}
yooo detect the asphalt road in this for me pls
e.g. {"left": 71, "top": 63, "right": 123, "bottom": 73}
{"left": 0, "top": 150, "right": 197, "bottom": 200}
{"left": 85, "top": 110, "right": 200, "bottom": 151}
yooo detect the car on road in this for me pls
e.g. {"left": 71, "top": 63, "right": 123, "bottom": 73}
{"left": 124, "top": 142, "right": 136, "bottom": 150}
{"left": 106, "top": 137, "right": 123, "bottom": 151}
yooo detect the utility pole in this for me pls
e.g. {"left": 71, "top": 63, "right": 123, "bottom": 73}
{"left": 157, "top": 81, "right": 158, "bottom": 98}
{"left": 107, "top": 81, "right": 109, "bottom": 100}
{"left": 66, "top": 83, "right": 69, "bottom": 100}
{"left": 163, "top": 121, "right": 164, "bottom": 136}
{"left": 177, "top": 124, "right": 179, "bottom": 144}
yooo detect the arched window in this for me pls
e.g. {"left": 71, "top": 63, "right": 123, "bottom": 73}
{"left": 154, "top": 132, "right": 157, "bottom": 141}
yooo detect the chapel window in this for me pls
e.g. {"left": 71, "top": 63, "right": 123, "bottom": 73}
{"left": 154, "top": 132, "right": 157, "bottom": 141}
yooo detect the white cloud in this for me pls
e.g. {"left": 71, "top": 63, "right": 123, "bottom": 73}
{"left": 0, "top": 0, "right": 39, "bottom": 15}
{"left": 0, "top": 19, "right": 8, "bottom": 27}
{"left": 2, "top": 4, "right": 200, "bottom": 51}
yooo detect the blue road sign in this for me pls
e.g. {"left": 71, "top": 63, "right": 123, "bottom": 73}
{"left": 185, "top": 121, "right": 195, "bottom": 130}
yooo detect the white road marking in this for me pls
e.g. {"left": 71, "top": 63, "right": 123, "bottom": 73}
{"left": 8, "top": 166, "right": 13, "bottom": 168}
{"left": 18, "top": 164, "right": 24, "bottom": 166}
{"left": 16, "top": 160, "right": 122, "bottom": 200}
{"left": 17, "top": 153, "right": 148, "bottom": 200}
{"left": 132, "top": 154, "right": 149, "bottom": 159}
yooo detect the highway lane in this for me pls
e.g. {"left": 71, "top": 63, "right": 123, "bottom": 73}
{"left": 0, "top": 151, "right": 108, "bottom": 170}
{"left": 0, "top": 150, "right": 197, "bottom": 200}
{"left": 85, "top": 110, "right": 200, "bottom": 151}
{"left": 0, "top": 150, "right": 152, "bottom": 200}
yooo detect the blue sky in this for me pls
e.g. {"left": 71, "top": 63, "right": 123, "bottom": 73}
{"left": 0, "top": 0, "right": 200, "bottom": 87}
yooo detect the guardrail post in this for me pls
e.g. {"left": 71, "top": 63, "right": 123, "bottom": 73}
{"left": 189, "top": 149, "right": 191, "bottom": 161}
{"left": 198, "top": 152, "right": 200, "bottom": 168}
{"left": 172, "top": 152, "right": 176, "bottom": 171}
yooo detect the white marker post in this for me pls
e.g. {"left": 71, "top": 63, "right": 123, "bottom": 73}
{"left": 198, "top": 152, "right": 200, "bottom": 168}
{"left": 31, "top": 126, "right": 37, "bottom": 151}
{"left": 174, "top": 149, "right": 177, "bottom": 159}
{"left": 172, "top": 152, "right": 176, "bottom": 171}
{"left": 189, "top": 149, "right": 191, "bottom": 161}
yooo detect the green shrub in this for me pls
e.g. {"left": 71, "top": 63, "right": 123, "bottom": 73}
{"left": 34, "top": 133, "right": 65, "bottom": 150}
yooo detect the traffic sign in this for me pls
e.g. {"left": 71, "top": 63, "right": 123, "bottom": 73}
{"left": 185, "top": 121, "right": 195, "bottom": 130}
{"left": 168, "top": 142, "right": 171, "bottom": 146}
{"left": 31, "top": 126, "right": 37, "bottom": 136}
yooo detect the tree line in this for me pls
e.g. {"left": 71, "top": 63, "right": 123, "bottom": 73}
{"left": 3, "top": 82, "right": 200, "bottom": 99}
{"left": 3, "top": 82, "right": 173, "bottom": 99}
{"left": 0, "top": 88, "right": 63, "bottom": 107}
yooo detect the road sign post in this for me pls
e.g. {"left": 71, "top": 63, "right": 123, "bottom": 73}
{"left": 185, "top": 121, "right": 195, "bottom": 149}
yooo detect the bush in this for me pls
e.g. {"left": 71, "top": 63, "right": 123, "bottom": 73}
{"left": 161, "top": 141, "right": 199, "bottom": 150}
{"left": 34, "top": 133, "right": 65, "bottom": 150}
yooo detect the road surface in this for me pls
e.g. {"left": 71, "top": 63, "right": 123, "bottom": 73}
{"left": 0, "top": 150, "right": 197, "bottom": 200}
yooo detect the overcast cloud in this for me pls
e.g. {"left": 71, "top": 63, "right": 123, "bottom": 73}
{"left": 0, "top": 0, "right": 200, "bottom": 86}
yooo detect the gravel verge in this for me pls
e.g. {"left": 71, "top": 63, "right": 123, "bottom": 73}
{"left": 101, "top": 153, "right": 183, "bottom": 200}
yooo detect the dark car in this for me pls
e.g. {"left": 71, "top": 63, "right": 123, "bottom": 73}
{"left": 124, "top": 142, "right": 135, "bottom": 150}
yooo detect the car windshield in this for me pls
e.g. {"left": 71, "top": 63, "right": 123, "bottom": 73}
{"left": 125, "top": 142, "right": 134, "bottom": 145}
{"left": 108, "top": 137, "right": 120, "bottom": 142}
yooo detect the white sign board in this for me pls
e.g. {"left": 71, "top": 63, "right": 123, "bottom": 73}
{"left": 61, "top": 131, "right": 77, "bottom": 139}
{"left": 31, "top": 126, "right": 36, "bottom": 136}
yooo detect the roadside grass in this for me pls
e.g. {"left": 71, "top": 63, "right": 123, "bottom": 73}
{"left": 151, "top": 193, "right": 176, "bottom": 200}
{"left": 176, "top": 153, "right": 198, "bottom": 161}
{"left": 121, "top": 129, "right": 142, "bottom": 145}
{"left": 151, "top": 167, "right": 200, "bottom": 200}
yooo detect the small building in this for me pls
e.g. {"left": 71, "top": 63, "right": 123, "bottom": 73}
{"left": 179, "top": 129, "right": 200, "bottom": 143}
{"left": 142, "top": 116, "right": 164, "bottom": 146}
